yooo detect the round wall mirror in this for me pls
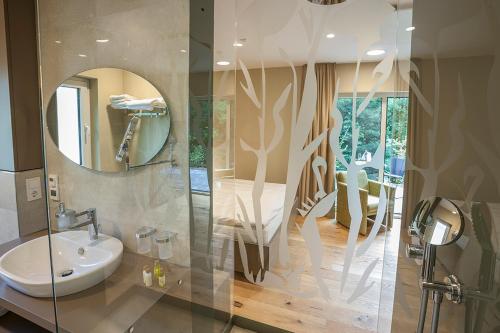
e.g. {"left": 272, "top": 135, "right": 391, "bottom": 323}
{"left": 411, "top": 197, "right": 465, "bottom": 246}
{"left": 46, "top": 68, "right": 171, "bottom": 172}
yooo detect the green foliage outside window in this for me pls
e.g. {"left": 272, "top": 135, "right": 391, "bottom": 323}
{"left": 336, "top": 97, "right": 382, "bottom": 179}
{"left": 189, "top": 99, "right": 228, "bottom": 168}
{"left": 384, "top": 97, "right": 408, "bottom": 183}
{"left": 335, "top": 96, "right": 408, "bottom": 182}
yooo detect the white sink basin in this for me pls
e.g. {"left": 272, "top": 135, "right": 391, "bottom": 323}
{"left": 0, "top": 231, "right": 123, "bottom": 297}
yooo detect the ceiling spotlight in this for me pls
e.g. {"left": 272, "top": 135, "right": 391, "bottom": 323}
{"left": 405, "top": 26, "right": 415, "bottom": 32}
{"left": 55, "top": 40, "right": 62, "bottom": 44}
{"left": 366, "top": 49, "right": 386, "bottom": 56}
{"left": 78, "top": 54, "right": 87, "bottom": 58}
{"left": 233, "top": 41, "right": 243, "bottom": 47}
{"left": 96, "top": 39, "right": 110, "bottom": 43}
{"left": 326, "top": 33, "right": 335, "bottom": 39}
{"left": 216, "top": 61, "right": 230, "bottom": 66}
{"left": 180, "top": 49, "right": 187, "bottom": 53}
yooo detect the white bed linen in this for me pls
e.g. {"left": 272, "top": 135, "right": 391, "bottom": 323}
{"left": 213, "top": 179, "right": 286, "bottom": 244}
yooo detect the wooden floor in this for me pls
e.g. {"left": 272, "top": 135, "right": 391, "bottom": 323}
{"left": 232, "top": 217, "right": 401, "bottom": 333}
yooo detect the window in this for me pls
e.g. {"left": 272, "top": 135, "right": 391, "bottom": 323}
{"left": 336, "top": 97, "right": 382, "bottom": 180}
{"left": 189, "top": 97, "right": 233, "bottom": 193}
{"left": 56, "top": 86, "right": 82, "bottom": 164}
{"left": 336, "top": 94, "right": 408, "bottom": 181}
{"left": 213, "top": 100, "right": 233, "bottom": 171}
{"left": 55, "top": 78, "right": 91, "bottom": 167}
{"left": 189, "top": 98, "right": 232, "bottom": 169}
{"left": 385, "top": 97, "right": 408, "bottom": 184}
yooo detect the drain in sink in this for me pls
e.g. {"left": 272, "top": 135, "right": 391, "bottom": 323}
{"left": 59, "top": 269, "right": 74, "bottom": 277}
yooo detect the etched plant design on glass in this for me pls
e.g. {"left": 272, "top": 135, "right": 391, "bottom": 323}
{"left": 232, "top": 0, "right": 403, "bottom": 304}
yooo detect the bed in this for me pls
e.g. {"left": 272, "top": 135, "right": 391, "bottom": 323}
{"left": 213, "top": 179, "right": 287, "bottom": 277}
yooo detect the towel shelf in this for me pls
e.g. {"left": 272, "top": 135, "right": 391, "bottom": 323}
{"left": 123, "top": 107, "right": 168, "bottom": 118}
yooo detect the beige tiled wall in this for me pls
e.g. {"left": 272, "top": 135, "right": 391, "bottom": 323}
{"left": 14, "top": 169, "right": 48, "bottom": 236}
{"left": 0, "top": 169, "right": 49, "bottom": 245}
{"left": 38, "top": 0, "right": 191, "bottom": 266}
{"left": 0, "top": 171, "right": 19, "bottom": 244}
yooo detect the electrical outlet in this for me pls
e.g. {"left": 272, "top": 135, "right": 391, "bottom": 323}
{"left": 26, "top": 177, "right": 42, "bottom": 202}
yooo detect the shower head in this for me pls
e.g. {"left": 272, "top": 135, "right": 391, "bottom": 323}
{"left": 116, "top": 116, "right": 140, "bottom": 162}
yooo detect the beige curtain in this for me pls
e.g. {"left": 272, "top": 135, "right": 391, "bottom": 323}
{"left": 298, "top": 63, "right": 336, "bottom": 212}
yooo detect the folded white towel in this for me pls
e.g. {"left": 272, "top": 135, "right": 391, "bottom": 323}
{"left": 110, "top": 96, "right": 166, "bottom": 111}
{"left": 109, "top": 94, "right": 135, "bottom": 103}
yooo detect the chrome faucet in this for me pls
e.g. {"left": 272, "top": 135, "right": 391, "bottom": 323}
{"left": 56, "top": 203, "right": 99, "bottom": 240}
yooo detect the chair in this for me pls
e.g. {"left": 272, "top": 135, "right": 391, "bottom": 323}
{"left": 335, "top": 170, "right": 395, "bottom": 235}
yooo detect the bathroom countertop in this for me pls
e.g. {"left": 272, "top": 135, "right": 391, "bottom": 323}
{"left": 0, "top": 231, "right": 231, "bottom": 333}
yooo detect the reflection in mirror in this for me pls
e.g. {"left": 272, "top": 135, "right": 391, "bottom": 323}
{"left": 411, "top": 197, "right": 465, "bottom": 246}
{"left": 47, "top": 68, "right": 171, "bottom": 172}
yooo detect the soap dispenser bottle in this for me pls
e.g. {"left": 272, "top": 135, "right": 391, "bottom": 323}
{"left": 55, "top": 202, "right": 76, "bottom": 230}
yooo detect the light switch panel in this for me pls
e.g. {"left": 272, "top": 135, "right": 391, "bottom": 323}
{"left": 48, "top": 174, "right": 59, "bottom": 201}
{"left": 26, "top": 177, "right": 42, "bottom": 202}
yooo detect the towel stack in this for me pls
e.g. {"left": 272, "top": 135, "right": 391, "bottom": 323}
{"left": 110, "top": 94, "right": 166, "bottom": 111}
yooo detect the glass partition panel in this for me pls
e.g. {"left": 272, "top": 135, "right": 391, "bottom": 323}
{"left": 222, "top": 0, "right": 405, "bottom": 331}
{"left": 37, "top": 0, "right": 230, "bottom": 332}
{"left": 389, "top": 0, "right": 500, "bottom": 332}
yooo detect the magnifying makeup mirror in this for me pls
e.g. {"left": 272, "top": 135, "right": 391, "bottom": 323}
{"left": 411, "top": 197, "right": 464, "bottom": 246}
{"left": 409, "top": 197, "right": 465, "bottom": 333}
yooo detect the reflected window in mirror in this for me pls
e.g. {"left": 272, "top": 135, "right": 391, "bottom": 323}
{"left": 55, "top": 78, "right": 91, "bottom": 168}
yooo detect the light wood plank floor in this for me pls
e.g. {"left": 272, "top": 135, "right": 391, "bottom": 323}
{"left": 232, "top": 217, "right": 401, "bottom": 333}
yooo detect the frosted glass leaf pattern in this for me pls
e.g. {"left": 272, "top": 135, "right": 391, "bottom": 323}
{"left": 230, "top": 0, "right": 401, "bottom": 309}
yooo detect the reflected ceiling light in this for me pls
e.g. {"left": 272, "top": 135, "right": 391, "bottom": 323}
{"left": 180, "top": 49, "right": 187, "bottom": 53}
{"left": 366, "top": 49, "right": 386, "bottom": 56}
{"left": 233, "top": 41, "right": 244, "bottom": 47}
{"left": 326, "top": 33, "right": 335, "bottom": 39}
{"left": 55, "top": 40, "right": 62, "bottom": 44}
{"left": 96, "top": 39, "right": 110, "bottom": 43}
{"left": 78, "top": 54, "right": 87, "bottom": 58}
{"left": 406, "top": 26, "right": 415, "bottom": 32}
{"left": 217, "top": 60, "right": 230, "bottom": 66}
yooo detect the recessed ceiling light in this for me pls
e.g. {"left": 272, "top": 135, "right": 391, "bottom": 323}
{"left": 452, "top": 211, "right": 458, "bottom": 214}
{"left": 233, "top": 41, "right": 243, "bottom": 47}
{"left": 180, "top": 49, "right": 187, "bottom": 53}
{"left": 78, "top": 54, "right": 87, "bottom": 58}
{"left": 216, "top": 61, "right": 230, "bottom": 66}
{"left": 366, "top": 49, "right": 386, "bottom": 56}
{"left": 326, "top": 33, "right": 335, "bottom": 39}
{"left": 405, "top": 26, "right": 415, "bottom": 32}
{"left": 55, "top": 40, "right": 62, "bottom": 44}
{"left": 96, "top": 39, "right": 109, "bottom": 43}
